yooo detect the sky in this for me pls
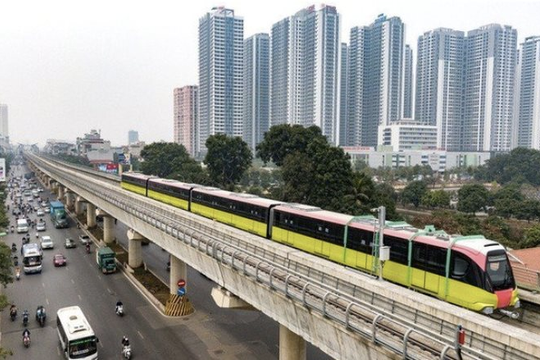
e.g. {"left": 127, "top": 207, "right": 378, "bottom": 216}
{"left": 1, "top": 0, "right": 539, "bottom": 147}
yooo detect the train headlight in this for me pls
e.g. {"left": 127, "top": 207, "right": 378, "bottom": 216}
{"left": 481, "top": 306, "right": 494, "bottom": 315}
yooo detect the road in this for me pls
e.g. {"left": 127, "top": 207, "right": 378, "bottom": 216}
{"left": 2, "top": 164, "right": 331, "bottom": 359}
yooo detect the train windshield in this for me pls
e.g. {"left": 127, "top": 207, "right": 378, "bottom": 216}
{"left": 486, "top": 251, "right": 515, "bottom": 291}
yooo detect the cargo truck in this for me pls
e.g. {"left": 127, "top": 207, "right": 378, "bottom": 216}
{"left": 96, "top": 247, "right": 116, "bottom": 274}
{"left": 50, "top": 200, "right": 68, "bottom": 228}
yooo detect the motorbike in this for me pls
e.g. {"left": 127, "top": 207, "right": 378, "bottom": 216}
{"left": 10, "top": 307, "right": 17, "bottom": 321}
{"left": 86, "top": 243, "right": 91, "bottom": 254}
{"left": 36, "top": 306, "right": 46, "bottom": 327}
{"left": 13, "top": 256, "right": 19, "bottom": 267}
{"left": 122, "top": 344, "right": 132, "bottom": 359}
{"left": 11, "top": 244, "right": 16, "bottom": 253}
{"left": 23, "top": 334, "right": 30, "bottom": 348}
{"left": 15, "top": 269, "right": 20, "bottom": 281}
{"left": 116, "top": 304, "right": 124, "bottom": 317}
{"left": 22, "top": 311, "right": 29, "bottom": 327}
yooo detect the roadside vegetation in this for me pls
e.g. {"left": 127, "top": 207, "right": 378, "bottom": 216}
{"left": 43, "top": 128, "right": 539, "bottom": 251}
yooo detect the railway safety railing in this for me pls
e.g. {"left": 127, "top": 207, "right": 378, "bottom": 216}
{"left": 28, "top": 154, "right": 537, "bottom": 360}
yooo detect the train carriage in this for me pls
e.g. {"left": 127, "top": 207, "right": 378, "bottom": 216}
{"left": 270, "top": 204, "right": 519, "bottom": 314}
{"left": 191, "top": 188, "right": 282, "bottom": 237}
{"left": 147, "top": 178, "right": 198, "bottom": 211}
{"left": 121, "top": 173, "right": 156, "bottom": 196}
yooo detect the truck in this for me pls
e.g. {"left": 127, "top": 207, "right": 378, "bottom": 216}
{"left": 96, "top": 247, "right": 116, "bottom": 274}
{"left": 49, "top": 200, "right": 68, "bottom": 228}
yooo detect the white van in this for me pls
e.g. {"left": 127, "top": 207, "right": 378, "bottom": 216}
{"left": 16, "top": 219, "right": 29, "bottom": 233}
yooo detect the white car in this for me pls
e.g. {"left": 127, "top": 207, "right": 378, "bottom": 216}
{"left": 36, "top": 221, "right": 46, "bottom": 231}
{"left": 41, "top": 236, "right": 54, "bottom": 249}
{"left": 37, "top": 209, "right": 45, "bottom": 217}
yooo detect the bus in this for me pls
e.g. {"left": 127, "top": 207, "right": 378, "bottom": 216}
{"left": 22, "top": 243, "right": 42, "bottom": 274}
{"left": 57, "top": 306, "right": 99, "bottom": 360}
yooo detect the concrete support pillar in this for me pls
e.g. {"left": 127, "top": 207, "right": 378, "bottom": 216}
{"left": 127, "top": 229, "right": 145, "bottom": 268}
{"left": 103, "top": 215, "right": 114, "bottom": 244}
{"left": 58, "top": 185, "right": 65, "bottom": 200}
{"left": 169, "top": 255, "right": 187, "bottom": 295}
{"left": 279, "top": 325, "right": 306, "bottom": 360}
{"left": 65, "top": 191, "right": 73, "bottom": 210}
{"left": 75, "top": 197, "right": 85, "bottom": 216}
{"left": 87, "top": 203, "right": 96, "bottom": 228}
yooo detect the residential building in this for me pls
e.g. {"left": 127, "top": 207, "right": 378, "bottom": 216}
{"left": 244, "top": 33, "right": 270, "bottom": 151}
{"left": 128, "top": 130, "right": 139, "bottom": 145}
{"left": 378, "top": 120, "right": 437, "bottom": 151}
{"left": 0, "top": 104, "right": 8, "bottom": 140}
{"left": 415, "top": 28, "right": 465, "bottom": 150}
{"left": 515, "top": 36, "right": 540, "bottom": 149}
{"left": 342, "top": 146, "right": 490, "bottom": 173}
{"left": 403, "top": 45, "right": 414, "bottom": 119}
{"left": 348, "top": 14, "right": 406, "bottom": 146}
{"left": 463, "top": 24, "right": 517, "bottom": 152}
{"left": 339, "top": 42, "right": 349, "bottom": 146}
{"left": 174, "top": 86, "right": 198, "bottom": 157}
{"left": 198, "top": 7, "right": 243, "bottom": 156}
{"left": 270, "top": 4, "right": 340, "bottom": 144}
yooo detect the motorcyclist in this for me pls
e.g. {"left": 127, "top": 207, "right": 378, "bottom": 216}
{"left": 116, "top": 301, "right": 124, "bottom": 315}
{"left": 22, "top": 309, "right": 29, "bottom": 325}
{"left": 10, "top": 305, "right": 17, "bottom": 318}
{"left": 122, "top": 336, "right": 130, "bottom": 347}
{"left": 86, "top": 242, "right": 90, "bottom": 253}
{"left": 15, "top": 266, "right": 20, "bottom": 280}
{"left": 11, "top": 243, "right": 16, "bottom": 252}
{"left": 22, "top": 328, "right": 30, "bottom": 338}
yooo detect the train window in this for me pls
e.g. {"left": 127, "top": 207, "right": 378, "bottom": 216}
{"left": 451, "top": 252, "right": 481, "bottom": 287}
{"left": 384, "top": 236, "right": 407, "bottom": 265}
{"left": 347, "top": 228, "right": 373, "bottom": 253}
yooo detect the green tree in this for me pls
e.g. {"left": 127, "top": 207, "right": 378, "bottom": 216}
{"left": 256, "top": 124, "right": 327, "bottom": 166}
{"left": 494, "top": 198, "right": 520, "bottom": 218}
{"left": 140, "top": 142, "right": 202, "bottom": 179}
{"left": 523, "top": 224, "right": 540, "bottom": 248}
{"left": 401, "top": 180, "right": 428, "bottom": 208}
{"left": 204, "top": 134, "right": 252, "bottom": 189}
{"left": 457, "top": 184, "right": 490, "bottom": 214}
{"left": 515, "top": 199, "right": 540, "bottom": 222}
{"left": 344, "top": 172, "right": 374, "bottom": 214}
{"left": 280, "top": 139, "right": 355, "bottom": 212}
{"left": 480, "top": 148, "right": 540, "bottom": 185}
{"left": 371, "top": 183, "right": 400, "bottom": 220}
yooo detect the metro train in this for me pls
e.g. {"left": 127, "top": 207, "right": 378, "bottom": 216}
{"left": 121, "top": 172, "right": 520, "bottom": 316}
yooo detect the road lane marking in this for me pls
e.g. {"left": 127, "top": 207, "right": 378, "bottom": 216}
{"left": 42, "top": 282, "right": 45, "bottom": 288}
{"left": 71, "top": 279, "right": 75, "bottom": 284}
{"left": 78, "top": 294, "right": 82, "bottom": 300}
{"left": 107, "top": 288, "right": 112, "bottom": 294}
{"left": 137, "top": 331, "right": 144, "bottom": 339}
{"left": 46, "top": 298, "right": 50, "bottom": 305}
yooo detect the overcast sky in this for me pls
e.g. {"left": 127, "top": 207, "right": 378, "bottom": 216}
{"left": 1, "top": 0, "right": 539, "bottom": 147}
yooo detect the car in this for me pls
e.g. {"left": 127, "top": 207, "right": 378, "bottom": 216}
{"left": 36, "top": 209, "right": 45, "bottom": 217}
{"left": 53, "top": 254, "right": 67, "bottom": 267}
{"left": 65, "top": 238, "right": 76, "bottom": 249}
{"left": 79, "top": 235, "right": 90, "bottom": 245}
{"left": 37, "top": 187, "right": 44, "bottom": 193}
{"left": 44, "top": 206, "right": 50, "bottom": 213}
{"left": 40, "top": 201, "right": 47, "bottom": 207}
{"left": 33, "top": 205, "right": 39, "bottom": 211}
{"left": 12, "top": 209, "right": 21, "bottom": 216}
{"left": 36, "top": 221, "right": 46, "bottom": 232}
{"left": 40, "top": 236, "right": 54, "bottom": 249}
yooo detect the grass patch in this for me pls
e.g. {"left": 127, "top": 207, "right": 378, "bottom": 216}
{"left": 132, "top": 267, "right": 170, "bottom": 306}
